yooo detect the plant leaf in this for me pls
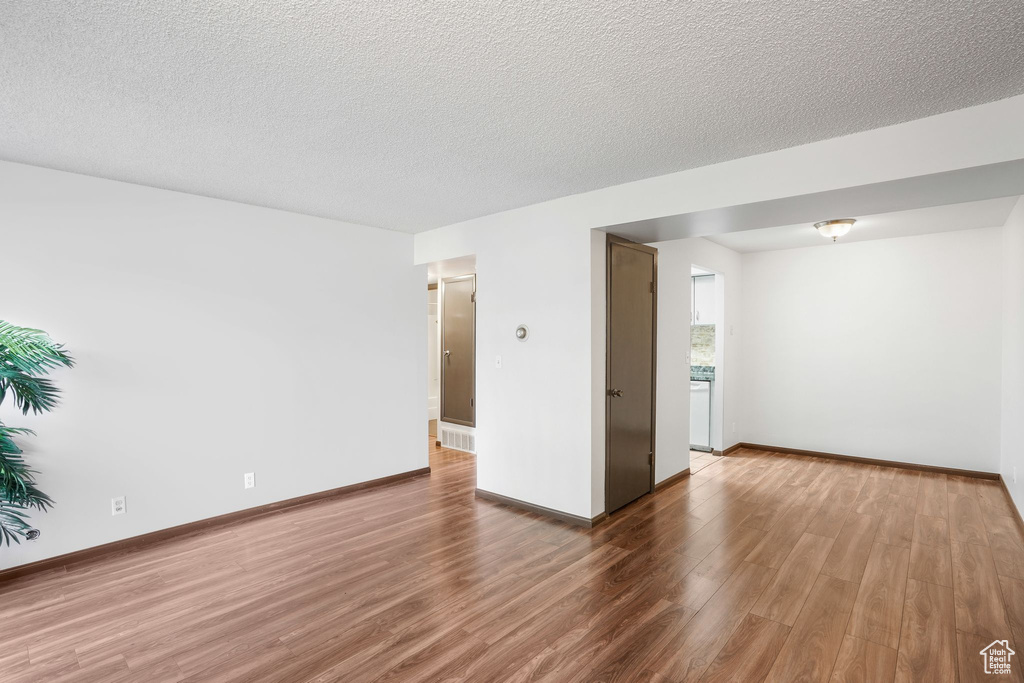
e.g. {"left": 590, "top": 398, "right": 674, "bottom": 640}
{"left": 0, "top": 320, "right": 74, "bottom": 375}
{"left": 0, "top": 368, "right": 62, "bottom": 414}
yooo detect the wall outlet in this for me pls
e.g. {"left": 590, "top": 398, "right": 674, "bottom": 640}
{"left": 244, "top": 472, "right": 255, "bottom": 489}
{"left": 111, "top": 496, "right": 126, "bottom": 516}
{"left": 495, "top": 355, "right": 502, "bottom": 369}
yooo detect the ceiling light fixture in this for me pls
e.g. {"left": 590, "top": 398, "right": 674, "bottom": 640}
{"left": 814, "top": 218, "right": 856, "bottom": 242}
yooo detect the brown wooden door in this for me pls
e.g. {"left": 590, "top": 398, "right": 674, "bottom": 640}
{"left": 606, "top": 236, "right": 657, "bottom": 513}
{"left": 441, "top": 274, "right": 476, "bottom": 427}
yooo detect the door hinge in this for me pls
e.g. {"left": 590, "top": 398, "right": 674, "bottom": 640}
{"left": 471, "top": 398, "right": 474, "bottom": 407}
{"left": 649, "top": 451, "right": 654, "bottom": 464}
{"left": 471, "top": 292, "right": 476, "bottom": 303}
{"left": 649, "top": 282, "right": 656, "bottom": 294}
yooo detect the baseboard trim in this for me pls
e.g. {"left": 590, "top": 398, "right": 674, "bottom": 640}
{"left": 999, "top": 475, "right": 1024, "bottom": 536}
{"left": 475, "top": 488, "right": 604, "bottom": 528}
{"left": 655, "top": 468, "right": 691, "bottom": 491}
{"left": 0, "top": 466, "right": 431, "bottom": 583}
{"left": 740, "top": 442, "right": 999, "bottom": 480}
{"left": 722, "top": 444, "right": 742, "bottom": 456}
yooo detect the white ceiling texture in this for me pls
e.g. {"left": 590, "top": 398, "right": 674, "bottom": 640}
{"left": 2, "top": 1, "right": 1024, "bottom": 232}
{"left": 703, "top": 197, "right": 1021, "bottom": 253}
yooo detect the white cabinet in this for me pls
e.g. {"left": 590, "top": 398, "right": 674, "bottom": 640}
{"left": 692, "top": 275, "right": 716, "bottom": 325}
{"left": 690, "top": 381, "right": 712, "bottom": 449}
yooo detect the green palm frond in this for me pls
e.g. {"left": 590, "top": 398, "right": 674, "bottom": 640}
{"left": 0, "top": 425, "right": 47, "bottom": 543}
{"left": 0, "top": 503, "right": 32, "bottom": 545}
{"left": 0, "top": 424, "right": 32, "bottom": 453}
{"left": 0, "top": 321, "right": 74, "bottom": 375}
{"left": 0, "top": 425, "right": 50, "bottom": 509}
{"left": 0, "top": 321, "right": 71, "bottom": 548}
{"left": 0, "top": 368, "right": 62, "bottom": 414}
{"left": 0, "top": 450, "right": 32, "bottom": 503}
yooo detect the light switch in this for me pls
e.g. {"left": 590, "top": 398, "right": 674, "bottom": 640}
{"left": 495, "top": 355, "right": 502, "bottom": 369}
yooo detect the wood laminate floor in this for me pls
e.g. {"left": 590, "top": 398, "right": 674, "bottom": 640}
{"left": 689, "top": 452, "right": 722, "bottom": 474}
{"left": 2, "top": 444, "right": 1023, "bottom": 682}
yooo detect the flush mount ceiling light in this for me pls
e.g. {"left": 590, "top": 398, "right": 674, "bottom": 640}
{"left": 814, "top": 218, "right": 856, "bottom": 242}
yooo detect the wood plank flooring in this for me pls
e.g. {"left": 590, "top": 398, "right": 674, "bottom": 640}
{"left": 689, "top": 451, "right": 722, "bottom": 474}
{"left": 2, "top": 444, "right": 1023, "bottom": 682}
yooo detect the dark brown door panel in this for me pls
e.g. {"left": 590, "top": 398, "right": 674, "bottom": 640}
{"left": 606, "top": 236, "right": 657, "bottom": 513}
{"left": 441, "top": 274, "right": 476, "bottom": 427}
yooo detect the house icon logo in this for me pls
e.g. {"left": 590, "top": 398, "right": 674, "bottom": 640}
{"left": 980, "top": 640, "right": 1015, "bottom": 675}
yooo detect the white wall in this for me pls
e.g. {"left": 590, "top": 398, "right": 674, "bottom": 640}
{"left": 432, "top": 224, "right": 593, "bottom": 518}
{"left": 417, "top": 219, "right": 596, "bottom": 519}
{"left": 1001, "top": 197, "right": 1024, "bottom": 514}
{"left": 650, "top": 238, "right": 743, "bottom": 483}
{"left": 740, "top": 227, "right": 1004, "bottom": 472}
{"left": 1, "top": 98, "right": 1019, "bottom": 564}
{"left": 0, "top": 161, "right": 426, "bottom": 570}
{"left": 590, "top": 230, "right": 607, "bottom": 516}
{"left": 416, "top": 96, "right": 1024, "bottom": 517}
{"left": 427, "top": 288, "right": 439, "bottom": 421}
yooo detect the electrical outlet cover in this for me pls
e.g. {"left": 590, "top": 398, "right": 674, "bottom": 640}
{"left": 111, "top": 496, "right": 126, "bottom": 516}
{"left": 244, "top": 472, "right": 255, "bottom": 489}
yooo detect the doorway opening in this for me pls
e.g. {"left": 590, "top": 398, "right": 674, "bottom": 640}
{"left": 689, "top": 265, "right": 724, "bottom": 473}
{"left": 427, "top": 256, "right": 477, "bottom": 457}
{"left": 427, "top": 284, "right": 439, "bottom": 442}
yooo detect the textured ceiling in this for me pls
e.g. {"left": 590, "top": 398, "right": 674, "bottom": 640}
{"left": 703, "top": 197, "right": 1020, "bottom": 253}
{"left": 3, "top": 2, "right": 1024, "bottom": 233}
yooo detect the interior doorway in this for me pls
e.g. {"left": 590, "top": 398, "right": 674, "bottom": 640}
{"left": 689, "top": 265, "right": 724, "bottom": 471}
{"left": 426, "top": 255, "right": 477, "bottom": 455}
{"left": 441, "top": 274, "right": 476, "bottom": 427}
{"left": 427, "top": 284, "right": 439, "bottom": 441}
{"left": 606, "top": 235, "right": 658, "bottom": 513}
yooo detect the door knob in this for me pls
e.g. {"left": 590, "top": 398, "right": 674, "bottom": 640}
{"left": 444, "top": 350, "right": 451, "bottom": 362}
{"left": 607, "top": 389, "right": 623, "bottom": 397}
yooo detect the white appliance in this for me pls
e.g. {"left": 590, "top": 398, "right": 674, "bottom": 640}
{"left": 690, "top": 380, "right": 712, "bottom": 451}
